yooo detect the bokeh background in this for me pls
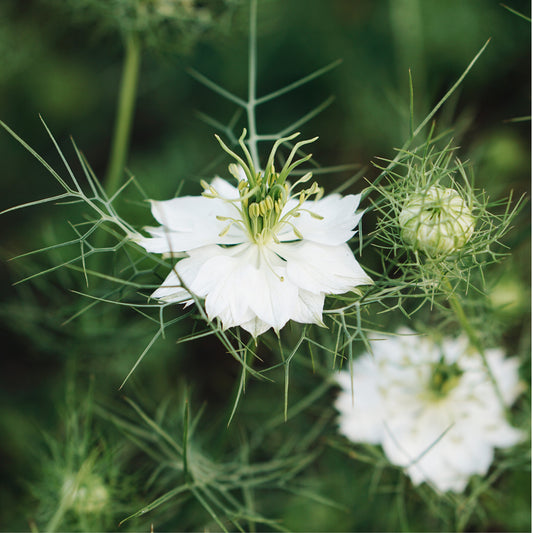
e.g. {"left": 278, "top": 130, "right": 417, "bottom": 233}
{"left": 0, "top": 0, "right": 530, "bottom": 531}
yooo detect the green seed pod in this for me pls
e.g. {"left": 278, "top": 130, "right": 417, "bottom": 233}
{"left": 399, "top": 186, "right": 475, "bottom": 256}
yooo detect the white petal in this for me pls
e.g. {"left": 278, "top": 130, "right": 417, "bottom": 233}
{"left": 335, "top": 362, "right": 386, "bottom": 445}
{"left": 279, "top": 194, "right": 363, "bottom": 245}
{"left": 445, "top": 430, "right": 494, "bottom": 476}
{"left": 145, "top": 241, "right": 334, "bottom": 335}
{"left": 247, "top": 247, "right": 298, "bottom": 332}
{"left": 134, "top": 224, "right": 245, "bottom": 254}
{"left": 485, "top": 350, "right": 524, "bottom": 406}
{"left": 481, "top": 419, "right": 525, "bottom": 448}
{"left": 150, "top": 196, "right": 226, "bottom": 230}
{"left": 291, "top": 290, "right": 326, "bottom": 326}
{"left": 136, "top": 192, "right": 246, "bottom": 253}
{"left": 210, "top": 176, "right": 241, "bottom": 199}
{"left": 272, "top": 241, "right": 372, "bottom": 294}
{"left": 178, "top": 244, "right": 257, "bottom": 328}
{"left": 240, "top": 317, "right": 272, "bottom": 337}
{"left": 405, "top": 444, "right": 464, "bottom": 492}
{"left": 410, "top": 451, "right": 470, "bottom": 493}
{"left": 150, "top": 269, "right": 191, "bottom": 303}
{"left": 176, "top": 244, "right": 299, "bottom": 335}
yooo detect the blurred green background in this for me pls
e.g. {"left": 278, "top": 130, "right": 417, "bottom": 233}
{"left": 0, "top": 0, "right": 530, "bottom": 531}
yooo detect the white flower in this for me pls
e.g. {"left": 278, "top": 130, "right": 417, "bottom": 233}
{"left": 334, "top": 329, "right": 524, "bottom": 493}
{"left": 399, "top": 186, "right": 475, "bottom": 256}
{"left": 134, "top": 133, "right": 372, "bottom": 337}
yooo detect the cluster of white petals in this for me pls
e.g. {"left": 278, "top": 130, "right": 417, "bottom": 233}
{"left": 134, "top": 135, "right": 372, "bottom": 337}
{"left": 335, "top": 329, "right": 524, "bottom": 493}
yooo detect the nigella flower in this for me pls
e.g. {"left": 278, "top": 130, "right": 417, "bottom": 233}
{"left": 134, "top": 132, "right": 372, "bottom": 337}
{"left": 334, "top": 329, "right": 524, "bottom": 493}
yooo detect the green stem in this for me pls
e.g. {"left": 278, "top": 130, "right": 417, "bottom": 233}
{"left": 389, "top": 0, "right": 426, "bottom": 109}
{"left": 104, "top": 32, "right": 141, "bottom": 196}
{"left": 246, "top": 0, "right": 260, "bottom": 169}
{"left": 87, "top": 32, "right": 141, "bottom": 328}
{"left": 446, "top": 282, "right": 507, "bottom": 412}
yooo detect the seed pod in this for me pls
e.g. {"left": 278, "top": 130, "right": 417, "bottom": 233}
{"left": 399, "top": 186, "right": 475, "bottom": 256}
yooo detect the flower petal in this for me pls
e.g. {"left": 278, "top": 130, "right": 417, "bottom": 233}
{"left": 175, "top": 244, "right": 300, "bottom": 335}
{"left": 291, "top": 290, "right": 326, "bottom": 326}
{"left": 245, "top": 247, "right": 298, "bottom": 332}
{"left": 240, "top": 317, "right": 272, "bottom": 337}
{"left": 150, "top": 270, "right": 192, "bottom": 303}
{"left": 272, "top": 241, "right": 372, "bottom": 294}
{"left": 335, "top": 360, "right": 386, "bottom": 445}
{"left": 278, "top": 194, "right": 363, "bottom": 245}
{"left": 210, "top": 176, "right": 242, "bottom": 199}
{"left": 134, "top": 184, "right": 246, "bottom": 253}
{"left": 176, "top": 244, "right": 256, "bottom": 328}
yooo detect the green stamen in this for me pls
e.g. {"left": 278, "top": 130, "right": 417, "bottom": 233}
{"left": 428, "top": 357, "right": 463, "bottom": 398}
{"left": 213, "top": 130, "right": 323, "bottom": 244}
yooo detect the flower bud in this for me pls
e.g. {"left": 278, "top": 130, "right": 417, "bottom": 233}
{"left": 62, "top": 473, "right": 110, "bottom": 515}
{"left": 399, "top": 186, "right": 475, "bottom": 256}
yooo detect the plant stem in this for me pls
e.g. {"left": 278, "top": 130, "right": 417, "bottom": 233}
{"left": 88, "top": 32, "right": 141, "bottom": 325}
{"left": 246, "top": 0, "right": 260, "bottom": 169}
{"left": 104, "top": 32, "right": 141, "bottom": 196}
{"left": 446, "top": 282, "right": 507, "bottom": 412}
{"left": 389, "top": 0, "right": 427, "bottom": 110}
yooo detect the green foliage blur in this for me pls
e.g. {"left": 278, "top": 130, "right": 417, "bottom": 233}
{"left": 0, "top": 0, "right": 530, "bottom": 531}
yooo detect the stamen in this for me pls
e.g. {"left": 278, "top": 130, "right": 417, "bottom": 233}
{"left": 258, "top": 245, "right": 286, "bottom": 283}
{"left": 259, "top": 200, "right": 268, "bottom": 217}
{"left": 229, "top": 163, "right": 243, "bottom": 181}
{"left": 219, "top": 224, "right": 232, "bottom": 237}
{"left": 299, "top": 208, "right": 324, "bottom": 220}
{"left": 290, "top": 171, "right": 314, "bottom": 191}
{"left": 291, "top": 224, "right": 303, "bottom": 239}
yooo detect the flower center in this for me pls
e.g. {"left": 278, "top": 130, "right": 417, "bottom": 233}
{"left": 243, "top": 172, "right": 324, "bottom": 244}
{"left": 427, "top": 357, "right": 463, "bottom": 399}
{"left": 206, "top": 130, "right": 324, "bottom": 245}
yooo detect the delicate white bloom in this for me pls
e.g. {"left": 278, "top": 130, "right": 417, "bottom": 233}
{"left": 134, "top": 134, "right": 372, "bottom": 337}
{"left": 399, "top": 186, "right": 475, "bottom": 256}
{"left": 334, "top": 329, "right": 524, "bottom": 493}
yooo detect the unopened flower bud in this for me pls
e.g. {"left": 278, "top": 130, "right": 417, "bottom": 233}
{"left": 62, "top": 473, "right": 110, "bottom": 515}
{"left": 399, "top": 186, "right": 475, "bottom": 256}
